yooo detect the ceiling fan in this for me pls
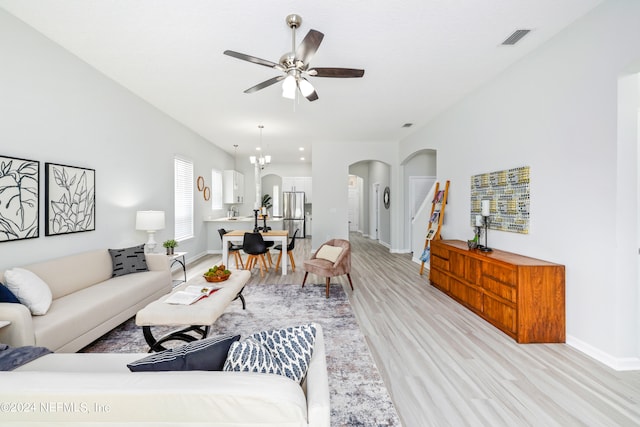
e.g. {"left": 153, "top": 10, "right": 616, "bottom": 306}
{"left": 223, "top": 14, "right": 364, "bottom": 102}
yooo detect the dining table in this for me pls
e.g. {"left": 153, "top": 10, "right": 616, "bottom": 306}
{"left": 222, "top": 229, "right": 290, "bottom": 276}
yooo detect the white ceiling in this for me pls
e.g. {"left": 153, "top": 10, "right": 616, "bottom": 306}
{"left": 0, "top": 0, "right": 603, "bottom": 163}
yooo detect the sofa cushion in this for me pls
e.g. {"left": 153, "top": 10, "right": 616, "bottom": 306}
{"left": 127, "top": 334, "right": 240, "bottom": 372}
{"left": 224, "top": 337, "right": 282, "bottom": 375}
{"left": 3, "top": 268, "right": 52, "bottom": 315}
{"left": 315, "top": 245, "right": 343, "bottom": 263}
{"left": 0, "top": 282, "right": 20, "bottom": 304}
{"left": 108, "top": 244, "right": 148, "bottom": 277}
{"left": 31, "top": 269, "right": 170, "bottom": 352}
{"left": 15, "top": 250, "right": 114, "bottom": 300}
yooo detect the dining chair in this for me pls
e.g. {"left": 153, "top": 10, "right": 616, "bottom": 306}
{"left": 274, "top": 228, "right": 299, "bottom": 272}
{"left": 217, "top": 228, "right": 244, "bottom": 269}
{"left": 242, "top": 232, "right": 269, "bottom": 278}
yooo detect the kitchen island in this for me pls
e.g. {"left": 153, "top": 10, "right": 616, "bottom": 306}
{"left": 205, "top": 216, "right": 284, "bottom": 253}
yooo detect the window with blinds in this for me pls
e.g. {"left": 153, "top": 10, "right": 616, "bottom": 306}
{"left": 211, "top": 169, "right": 223, "bottom": 210}
{"left": 174, "top": 157, "right": 194, "bottom": 241}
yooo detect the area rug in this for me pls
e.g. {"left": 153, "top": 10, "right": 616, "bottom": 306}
{"left": 82, "top": 282, "right": 402, "bottom": 427}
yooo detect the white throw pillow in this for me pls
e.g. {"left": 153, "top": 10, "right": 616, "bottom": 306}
{"left": 316, "top": 245, "right": 343, "bottom": 263}
{"left": 4, "top": 268, "right": 53, "bottom": 315}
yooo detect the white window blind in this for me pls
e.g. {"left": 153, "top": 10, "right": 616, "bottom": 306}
{"left": 211, "top": 169, "right": 223, "bottom": 210}
{"left": 174, "top": 157, "right": 194, "bottom": 241}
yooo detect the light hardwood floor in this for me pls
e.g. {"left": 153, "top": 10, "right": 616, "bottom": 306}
{"left": 180, "top": 233, "right": 640, "bottom": 427}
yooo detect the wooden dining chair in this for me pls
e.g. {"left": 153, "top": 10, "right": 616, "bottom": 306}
{"left": 242, "top": 232, "right": 269, "bottom": 278}
{"left": 218, "top": 228, "right": 244, "bottom": 269}
{"left": 274, "top": 228, "right": 299, "bottom": 272}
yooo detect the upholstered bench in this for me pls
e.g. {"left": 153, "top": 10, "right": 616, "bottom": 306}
{"left": 135, "top": 269, "right": 250, "bottom": 351}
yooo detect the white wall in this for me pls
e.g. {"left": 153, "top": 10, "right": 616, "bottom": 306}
{"left": 398, "top": 0, "right": 640, "bottom": 369}
{"left": 311, "top": 141, "right": 398, "bottom": 250}
{"left": 0, "top": 9, "right": 233, "bottom": 271}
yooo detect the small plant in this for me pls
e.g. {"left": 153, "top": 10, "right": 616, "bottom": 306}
{"left": 162, "top": 239, "right": 178, "bottom": 249}
{"left": 261, "top": 194, "right": 272, "bottom": 210}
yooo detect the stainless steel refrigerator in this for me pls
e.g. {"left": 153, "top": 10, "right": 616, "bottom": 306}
{"left": 282, "top": 191, "right": 305, "bottom": 238}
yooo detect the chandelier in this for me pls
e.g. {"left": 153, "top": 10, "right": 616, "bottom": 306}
{"left": 249, "top": 125, "right": 271, "bottom": 166}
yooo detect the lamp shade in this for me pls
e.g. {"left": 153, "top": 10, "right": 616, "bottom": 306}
{"left": 298, "top": 78, "right": 314, "bottom": 97}
{"left": 136, "top": 211, "right": 165, "bottom": 231}
{"left": 481, "top": 200, "right": 491, "bottom": 216}
{"left": 282, "top": 74, "right": 296, "bottom": 99}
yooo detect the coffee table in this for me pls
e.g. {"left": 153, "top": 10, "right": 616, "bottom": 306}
{"left": 135, "top": 269, "right": 250, "bottom": 351}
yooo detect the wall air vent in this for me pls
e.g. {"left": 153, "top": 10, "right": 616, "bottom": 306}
{"left": 502, "top": 29, "right": 531, "bottom": 45}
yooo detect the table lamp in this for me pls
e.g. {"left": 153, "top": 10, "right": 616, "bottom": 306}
{"left": 136, "top": 210, "right": 165, "bottom": 253}
{"left": 480, "top": 200, "right": 493, "bottom": 252}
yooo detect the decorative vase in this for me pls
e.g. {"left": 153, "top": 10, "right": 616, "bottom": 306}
{"left": 166, "top": 247, "right": 174, "bottom": 255}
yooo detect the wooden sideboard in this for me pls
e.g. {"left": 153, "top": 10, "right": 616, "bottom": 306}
{"left": 429, "top": 240, "right": 565, "bottom": 343}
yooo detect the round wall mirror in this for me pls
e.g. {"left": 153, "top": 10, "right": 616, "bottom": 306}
{"left": 383, "top": 186, "right": 390, "bottom": 209}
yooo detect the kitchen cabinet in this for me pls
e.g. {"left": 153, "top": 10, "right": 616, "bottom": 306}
{"left": 429, "top": 239, "right": 565, "bottom": 343}
{"left": 282, "top": 176, "right": 312, "bottom": 203}
{"left": 223, "top": 170, "right": 244, "bottom": 204}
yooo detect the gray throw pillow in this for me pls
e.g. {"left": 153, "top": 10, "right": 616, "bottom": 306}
{"left": 108, "top": 244, "right": 148, "bottom": 277}
{"left": 127, "top": 334, "right": 240, "bottom": 372}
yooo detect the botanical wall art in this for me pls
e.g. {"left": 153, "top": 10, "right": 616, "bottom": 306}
{"left": 45, "top": 162, "right": 95, "bottom": 236}
{"left": 470, "top": 166, "right": 530, "bottom": 234}
{"left": 0, "top": 155, "right": 39, "bottom": 242}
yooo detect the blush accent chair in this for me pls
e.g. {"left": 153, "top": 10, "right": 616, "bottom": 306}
{"left": 274, "top": 229, "right": 299, "bottom": 272}
{"left": 243, "top": 232, "right": 269, "bottom": 278}
{"left": 302, "top": 239, "right": 354, "bottom": 298}
{"left": 218, "top": 228, "right": 244, "bottom": 269}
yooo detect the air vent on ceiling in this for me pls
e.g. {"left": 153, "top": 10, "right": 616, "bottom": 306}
{"left": 502, "top": 29, "right": 531, "bottom": 45}
{"left": 402, "top": 123, "right": 413, "bottom": 128}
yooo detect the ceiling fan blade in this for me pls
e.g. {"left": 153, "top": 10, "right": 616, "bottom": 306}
{"left": 223, "top": 50, "right": 280, "bottom": 69}
{"left": 244, "top": 75, "right": 285, "bottom": 94}
{"left": 308, "top": 67, "right": 365, "bottom": 78}
{"left": 295, "top": 29, "right": 324, "bottom": 65}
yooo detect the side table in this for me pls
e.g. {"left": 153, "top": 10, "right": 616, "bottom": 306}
{"left": 168, "top": 251, "right": 187, "bottom": 285}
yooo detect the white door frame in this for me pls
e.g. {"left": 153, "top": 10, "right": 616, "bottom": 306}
{"left": 373, "top": 183, "right": 380, "bottom": 240}
{"left": 408, "top": 176, "right": 436, "bottom": 251}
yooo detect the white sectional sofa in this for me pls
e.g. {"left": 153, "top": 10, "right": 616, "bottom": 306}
{"left": 0, "top": 249, "right": 172, "bottom": 352}
{"left": 1, "top": 325, "right": 331, "bottom": 427}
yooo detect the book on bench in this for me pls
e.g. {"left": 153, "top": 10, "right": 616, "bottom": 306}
{"left": 164, "top": 285, "right": 220, "bottom": 305}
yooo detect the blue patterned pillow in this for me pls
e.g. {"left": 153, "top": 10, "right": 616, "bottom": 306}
{"left": 127, "top": 334, "right": 240, "bottom": 372}
{"left": 223, "top": 337, "right": 281, "bottom": 375}
{"left": 250, "top": 323, "right": 317, "bottom": 383}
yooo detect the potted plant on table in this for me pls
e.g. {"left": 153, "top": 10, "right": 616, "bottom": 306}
{"left": 261, "top": 194, "right": 272, "bottom": 211}
{"left": 162, "top": 239, "right": 178, "bottom": 255}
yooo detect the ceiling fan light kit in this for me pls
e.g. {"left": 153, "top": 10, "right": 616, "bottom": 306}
{"left": 223, "top": 14, "right": 364, "bottom": 102}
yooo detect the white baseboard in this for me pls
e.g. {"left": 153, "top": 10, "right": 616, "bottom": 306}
{"left": 379, "top": 240, "right": 391, "bottom": 249}
{"left": 390, "top": 248, "right": 411, "bottom": 254}
{"left": 411, "top": 256, "right": 424, "bottom": 264}
{"left": 566, "top": 335, "right": 640, "bottom": 371}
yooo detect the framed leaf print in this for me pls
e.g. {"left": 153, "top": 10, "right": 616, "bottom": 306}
{"left": 0, "top": 155, "right": 39, "bottom": 242}
{"left": 45, "top": 162, "right": 95, "bottom": 236}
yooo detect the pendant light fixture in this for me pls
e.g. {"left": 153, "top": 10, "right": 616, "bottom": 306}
{"left": 249, "top": 125, "right": 271, "bottom": 167}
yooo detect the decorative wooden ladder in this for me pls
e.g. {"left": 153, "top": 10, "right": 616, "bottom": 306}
{"left": 419, "top": 180, "right": 450, "bottom": 275}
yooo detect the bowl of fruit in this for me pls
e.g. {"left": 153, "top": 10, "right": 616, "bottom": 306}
{"left": 203, "top": 264, "right": 232, "bottom": 282}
